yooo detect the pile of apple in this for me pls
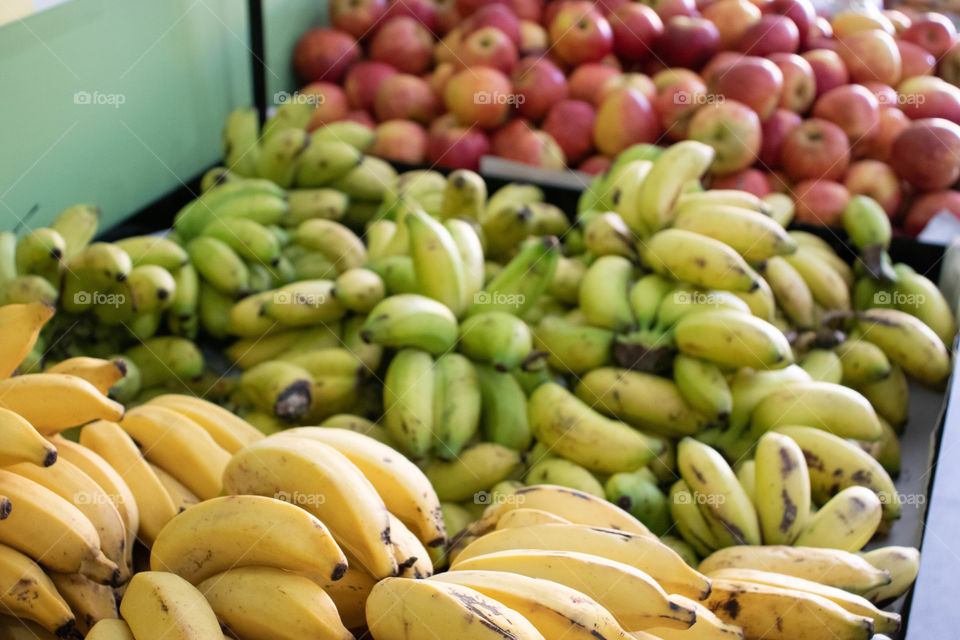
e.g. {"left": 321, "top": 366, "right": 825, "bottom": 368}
{"left": 290, "top": 0, "right": 960, "bottom": 235}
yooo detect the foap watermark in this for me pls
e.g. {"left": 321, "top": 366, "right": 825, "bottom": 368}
{"left": 274, "top": 90, "right": 325, "bottom": 106}
{"left": 74, "top": 290, "right": 126, "bottom": 307}
{"left": 275, "top": 490, "right": 326, "bottom": 506}
{"left": 674, "top": 91, "right": 723, "bottom": 106}
{"left": 74, "top": 91, "right": 126, "bottom": 108}
{"left": 474, "top": 490, "right": 525, "bottom": 506}
{"left": 877, "top": 92, "right": 926, "bottom": 108}
{"left": 474, "top": 91, "right": 524, "bottom": 106}
{"left": 473, "top": 291, "right": 525, "bottom": 308}
{"left": 673, "top": 491, "right": 726, "bottom": 506}
{"left": 673, "top": 290, "right": 725, "bottom": 306}
{"left": 74, "top": 492, "right": 125, "bottom": 506}
{"left": 874, "top": 291, "right": 925, "bottom": 307}
{"left": 879, "top": 491, "right": 926, "bottom": 507}
{"left": 274, "top": 291, "right": 327, "bottom": 307}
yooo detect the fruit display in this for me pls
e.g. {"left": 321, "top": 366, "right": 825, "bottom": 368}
{"left": 0, "top": 123, "right": 955, "bottom": 638}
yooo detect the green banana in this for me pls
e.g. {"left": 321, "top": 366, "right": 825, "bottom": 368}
{"left": 605, "top": 470, "right": 672, "bottom": 535}
{"left": 124, "top": 337, "right": 204, "bottom": 388}
{"left": 579, "top": 255, "right": 636, "bottom": 331}
{"left": 239, "top": 360, "right": 314, "bottom": 420}
{"left": 426, "top": 442, "right": 522, "bottom": 502}
{"left": 842, "top": 195, "right": 893, "bottom": 281}
{"left": 0, "top": 231, "right": 17, "bottom": 284}
{"left": 642, "top": 229, "right": 761, "bottom": 293}
{"left": 113, "top": 236, "right": 189, "bottom": 271}
{"left": 127, "top": 265, "right": 177, "bottom": 313}
{"left": 222, "top": 108, "right": 261, "bottom": 177}
{"left": 262, "top": 279, "right": 346, "bottom": 327}
{"left": 475, "top": 365, "right": 531, "bottom": 452}
{"left": 285, "top": 189, "right": 349, "bottom": 226}
{"left": 15, "top": 228, "right": 65, "bottom": 284}
{"left": 673, "top": 354, "right": 732, "bottom": 422}
{"left": 50, "top": 204, "right": 99, "bottom": 260}
{"left": 187, "top": 236, "right": 249, "bottom": 297}
{"left": 167, "top": 264, "right": 199, "bottom": 339}
{"left": 361, "top": 294, "right": 459, "bottom": 354}
{"left": 257, "top": 127, "right": 309, "bottom": 187}
{"left": 800, "top": 349, "right": 844, "bottom": 384}
{"left": 835, "top": 339, "right": 891, "bottom": 386}
{"left": 383, "top": 348, "right": 435, "bottom": 458}
{"left": 329, "top": 156, "right": 397, "bottom": 202}
{"left": 200, "top": 218, "right": 281, "bottom": 266}
{"left": 444, "top": 218, "right": 485, "bottom": 308}
{"left": 0, "top": 275, "right": 59, "bottom": 306}
{"left": 583, "top": 212, "right": 637, "bottom": 259}
{"left": 311, "top": 121, "right": 375, "bottom": 150}
{"left": 406, "top": 207, "right": 466, "bottom": 315}
{"left": 526, "top": 458, "right": 604, "bottom": 498}
{"left": 459, "top": 312, "right": 532, "bottom": 371}
{"left": 295, "top": 139, "right": 362, "bottom": 188}
{"left": 294, "top": 219, "right": 366, "bottom": 272}
{"left": 891, "top": 263, "right": 956, "bottom": 345}
{"left": 468, "top": 236, "right": 559, "bottom": 318}
{"left": 441, "top": 170, "right": 487, "bottom": 220}
{"left": 533, "top": 316, "right": 613, "bottom": 374}
{"left": 432, "top": 353, "right": 482, "bottom": 459}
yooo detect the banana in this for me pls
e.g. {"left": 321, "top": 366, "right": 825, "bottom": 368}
{"left": 150, "top": 494, "right": 346, "bottom": 584}
{"left": 0, "top": 374, "right": 123, "bottom": 435}
{"left": 548, "top": 256, "right": 586, "bottom": 305}
{"left": 239, "top": 359, "right": 313, "bottom": 420}
{"left": 65, "top": 242, "right": 132, "bottom": 289}
{"left": 533, "top": 316, "right": 613, "bottom": 374}
{"left": 123, "top": 337, "right": 204, "bottom": 388}
{"left": 0, "top": 407, "right": 57, "bottom": 467}
{"left": 405, "top": 207, "right": 467, "bottom": 315}
{"left": 361, "top": 294, "right": 459, "bottom": 354}
{"left": 197, "top": 566, "right": 353, "bottom": 640}
{"left": 575, "top": 368, "right": 709, "bottom": 438}
{"left": 0, "top": 275, "right": 58, "bottom": 305}
{"left": 48, "top": 572, "right": 118, "bottom": 635}
{"left": 724, "top": 364, "right": 812, "bottom": 441}
{"left": 643, "top": 594, "right": 745, "bottom": 640}
{"left": 226, "top": 290, "right": 278, "bottom": 337}
{"left": 481, "top": 203, "right": 534, "bottom": 260}
{"left": 119, "top": 571, "right": 222, "bottom": 639}
{"left": 628, "top": 273, "right": 673, "bottom": 331}
{"left": 366, "top": 577, "right": 546, "bottom": 640}
{"left": 333, "top": 268, "right": 385, "bottom": 313}
{"left": 0, "top": 301, "right": 53, "bottom": 377}
{"left": 431, "top": 570, "right": 632, "bottom": 640}
{"left": 495, "top": 508, "right": 571, "bottom": 528}
{"left": 320, "top": 414, "right": 392, "bottom": 444}
{"left": 285, "top": 188, "right": 349, "bottom": 226}
{"left": 459, "top": 311, "right": 532, "bottom": 370}
{"left": 783, "top": 248, "right": 851, "bottom": 310}
{"left": 604, "top": 471, "right": 671, "bottom": 535}
{"left": 222, "top": 108, "right": 260, "bottom": 176}
{"left": 253, "top": 127, "right": 307, "bottom": 187}
{"left": 200, "top": 166, "right": 236, "bottom": 192}
{"left": 750, "top": 381, "right": 882, "bottom": 441}
{"left": 856, "top": 308, "right": 951, "bottom": 387}
{"left": 199, "top": 217, "right": 280, "bottom": 266}
{"left": 801, "top": 348, "right": 844, "bottom": 383}
{"left": 669, "top": 479, "right": 722, "bottom": 556}
{"left": 706, "top": 568, "right": 899, "bottom": 634}
{"left": 835, "top": 339, "right": 891, "bottom": 385}
{"left": 294, "top": 218, "right": 366, "bottom": 272}
{"left": 0, "top": 231, "right": 15, "bottom": 285}
{"left": 583, "top": 212, "right": 638, "bottom": 259}
{"left": 861, "top": 546, "right": 920, "bottom": 606}
{"left": 147, "top": 394, "right": 262, "bottom": 453}
{"left": 125, "top": 265, "right": 177, "bottom": 313}
{"left": 654, "top": 285, "right": 751, "bottom": 332}
{"left": 468, "top": 236, "right": 560, "bottom": 318}
{"left": 474, "top": 365, "right": 531, "bottom": 452}
{"left": 48, "top": 204, "right": 98, "bottom": 261}
{"left": 426, "top": 443, "right": 521, "bottom": 502}
{"left": 677, "top": 437, "right": 761, "bottom": 546}
{"left": 733, "top": 273, "right": 777, "bottom": 320}
{"left": 441, "top": 169, "right": 487, "bottom": 219}
{"left": 312, "top": 119, "right": 375, "bottom": 149}
{"left": 673, "top": 354, "right": 733, "bottom": 421}
{"left": 167, "top": 264, "right": 199, "bottom": 339}
{"left": 261, "top": 101, "right": 313, "bottom": 141}
{"left": 444, "top": 218, "right": 486, "bottom": 307}
{"left": 186, "top": 236, "right": 249, "bottom": 297}
{"left": 0, "top": 544, "right": 76, "bottom": 637}
{"left": 526, "top": 458, "right": 604, "bottom": 497}
{"left": 113, "top": 236, "right": 188, "bottom": 271}
{"left": 430, "top": 352, "right": 482, "bottom": 459}
{"left": 382, "top": 348, "right": 435, "bottom": 458}
{"left": 453, "top": 523, "right": 711, "bottom": 600}
{"left": 673, "top": 205, "right": 796, "bottom": 260}
{"left": 677, "top": 189, "right": 771, "bottom": 214}
{"left": 84, "top": 619, "right": 137, "bottom": 639}
{"left": 634, "top": 140, "right": 714, "bottom": 233}
{"left": 763, "top": 192, "right": 795, "bottom": 226}
{"left": 579, "top": 255, "right": 636, "bottom": 331}
{"left": 262, "top": 279, "right": 347, "bottom": 327}
{"left": 794, "top": 486, "right": 882, "bottom": 552}
{"left": 295, "top": 139, "right": 363, "bottom": 187}
{"left": 388, "top": 513, "right": 433, "bottom": 578}
{"left": 45, "top": 357, "right": 126, "bottom": 395}
{"left": 891, "top": 263, "right": 956, "bottom": 344}
{"left": 753, "top": 432, "right": 811, "bottom": 545}
{"left": 759, "top": 255, "right": 816, "bottom": 327}
{"left": 529, "top": 383, "right": 665, "bottom": 473}
{"left": 528, "top": 202, "right": 567, "bottom": 236}
{"left": 774, "top": 425, "right": 900, "bottom": 521}
{"left": 329, "top": 155, "right": 397, "bottom": 201}
{"left": 674, "top": 309, "right": 793, "bottom": 369}
{"left": 148, "top": 463, "right": 199, "bottom": 512}
{"left": 0, "top": 469, "right": 118, "bottom": 584}
{"left": 701, "top": 577, "right": 874, "bottom": 640}
{"left": 843, "top": 195, "right": 893, "bottom": 280}
{"left": 15, "top": 228, "right": 65, "bottom": 284}
{"left": 78, "top": 420, "right": 178, "bottom": 546}
{"left": 224, "top": 437, "right": 397, "bottom": 579}
{"left": 642, "top": 229, "right": 760, "bottom": 292}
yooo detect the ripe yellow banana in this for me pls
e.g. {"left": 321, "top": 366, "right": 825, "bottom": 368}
{"left": 672, "top": 205, "right": 796, "bottom": 260}
{"left": 148, "top": 463, "right": 199, "bottom": 512}
{"left": 760, "top": 255, "right": 815, "bottom": 328}
{"left": 0, "top": 301, "right": 53, "bottom": 377}
{"left": 891, "top": 263, "right": 956, "bottom": 344}
{"left": 857, "top": 308, "right": 952, "bottom": 387}
{"left": 676, "top": 188, "right": 770, "bottom": 214}
{"left": 405, "top": 206, "right": 467, "bottom": 315}
{"left": 643, "top": 594, "right": 745, "bottom": 640}
{"left": 224, "top": 437, "right": 397, "bottom": 579}
{"left": 0, "top": 544, "right": 76, "bottom": 637}
{"left": 835, "top": 339, "right": 891, "bottom": 385}
{"left": 750, "top": 381, "right": 882, "bottom": 441}
{"left": 388, "top": 513, "right": 433, "bottom": 578}
{"left": 783, "top": 248, "right": 851, "bottom": 311}
{"left": 674, "top": 309, "right": 793, "bottom": 370}
{"left": 0, "top": 373, "right": 124, "bottom": 435}
{"left": 634, "top": 140, "right": 714, "bottom": 233}
{"left": 860, "top": 546, "right": 920, "bottom": 606}
{"left": 45, "top": 357, "right": 126, "bottom": 395}
{"left": 0, "top": 407, "right": 57, "bottom": 467}
{"left": 48, "top": 572, "right": 119, "bottom": 635}
{"left": 495, "top": 508, "right": 571, "bottom": 528}
{"left": 669, "top": 479, "right": 721, "bottom": 557}
{"left": 753, "top": 432, "right": 810, "bottom": 545}
{"left": 583, "top": 211, "right": 638, "bottom": 259}
{"left": 641, "top": 229, "right": 761, "bottom": 292}
{"left": 725, "top": 365, "right": 812, "bottom": 435}
{"left": 333, "top": 267, "right": 386, "bottom": 313}
{"left": 794, "top": 486, "right": 882, "bottom": 552}
{"left": 84, "top": 619, "right": 135, "bottom": 639}
{"left": 801, "top": 349, "right": 844, "bottom": 384}
{"left": 119, "top": 571, "right": 221, "bottom": 639}
{"left": 146, "top": 394, "right": 263, "bottom": 453}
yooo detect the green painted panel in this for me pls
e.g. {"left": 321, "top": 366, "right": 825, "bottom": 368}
{"left": 263, "top": 0, "right": 327, "bottom": 103}
{"left": 0, "top": 0, "right": 253, "bottom": 232}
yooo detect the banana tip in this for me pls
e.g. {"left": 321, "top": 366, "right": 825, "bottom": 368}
{"left": 43, "top": 448, "right": 59, "bottom": 467}
{"left": 0, "top": 498, "right": 10, "bottom": 519}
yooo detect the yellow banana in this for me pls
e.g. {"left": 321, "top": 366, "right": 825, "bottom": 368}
{"left": 801, "top": 349, "right": 844, "bottom": 383}
{"left": 113, "top": 236, "right": 188, "bottom": 271}
{"left": 857, "top": 308, "right": 952, "bottom": 387}
{"left": 641, "top": 229, "right": 761, "bottom": 292}
{"left": 0, "top": 544, "right": 76, "bottom": 637}
{"left": 643, "top": 594, "right": 745, "bottom": 640}
{"left": 750, "top": 381, "right": 882, "bottom": 441}
{"left": 672, "top": 205, "right": 796, "bottom": 260}
{"left": 0, "top": 407, "right": 57, "bottom": 467}
{"left": 676, "top": 189, "right": 771, "bottom": 214}
{"left": 0, "top": 301, "right": 53, "bottom": 377}
{"left": 579, "top": 255, "right": 636, "bottom": 331}
{"left": 783, "top": 248, "right": 851, "bottom": 310}
{"left": 146, "top": 394, "right": 263, "bottom": 454}
{"left": 405, "top": 206, "right": 467, "bottom": 315}
{"left": 148, "top": 463, "right": 199, "bottom": 512}
{"left": 583, "top": 211, "right": 638, "bottom": 259}
{"left": 673, "top": 309, "right": 793, "bottom": 369}
{"left": 669, "top": 479, "right": 721, "bottom": 557}
{"left": 861, "top": 546, "right": 920, "bottom": 606}
{"left": 45, "top": 357, "right": 126, "bottom": 395}
{"left": 835, "top": 338, "right": 891, "bottom": 385}
{"left": 119, "top": 571, "right": 221, "bottom": 640}
{"left": 84, "top": 619, "right": 136, "bottom": 639}
{"left": 361, "top": 293, "right": 459, "bottom": 354}
{"left": 494, "top": 508, "right": 570, "bottom": 528}
{"left": 0, "top": 373, "right": 123, "bottom": 436}
{"left": 754, "top": 432, "right": 811, "bottom": 545}
{"left": 760, "top": 255, "right": 816, "bottom": 327}
{"left": 673, "top": 354, "right": 732, "bottom": 421}
{"left": 634, "top": 140, "right": 714, "bottom": 233}
{"left": 48, "top": 572, "right": 119, "bottom": 635}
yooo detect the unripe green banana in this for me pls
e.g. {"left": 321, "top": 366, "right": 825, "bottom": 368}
{"left": 426, "top": 443, "right": 522, "bottom": 502}
{"left": 754, "top": 431, "right": 811, "bottom": 545}
{"left": 285, "top": 348, "right": 364, "bottom": 422}
{"left": 842, "top": 195, "right": 892, "bottom": 280}
{"left": 432, "top": 353, "right": 482, "bottom": 460}
{"left": 800, "top": 349, "right": 844, "bottom": 384}
{"left": 260, "top": 101, "right": 314, "bottom": 141}
{"left": 200, "top": 166, "right": 237, "bottom": 193}
{"left": 484, "top": 183, "right": 543, "bottom": 219}
{"left": 605, "top": 470, "right": 672, "bottom": 536}
{"left": 469, "top": 236, "right": 560, "bottom": 318}
{"left": 15, "top": 228, "right": 65, "bottom": 284}
{"left": 629, "top": 273, "right": 673, "bottom": 330}
{"left": 441, "top": 170, "right": 487, "bottom": 220}
{"left": 291, "top": 253, "right": 337, "bottom": 281}
{"left": 333, "top": 268, "right": 385, "bottom": 313}
{"left": 674, "top": 309, "right": 793, "bottom": 370}
{"left": 285, "top": 189, "right": 349, "bottom": 226}
{"left": 548, "top": 256, "right": 586, "bottom": 305}
{"left": 329, "top": 156, "right": 397, "bottom": 202}
{"left": 653, "top": 284, "right": 750, "bottom": 333}
{"left": 366, "top": 220, "right": 399, "bottom": 261}
{"left": 124, "top": 337, "right": 204, "bottom": 388}
{"left": 474, "top": 365, "right": 531, "bottom": 452}
{"left": 65, "top": 242, "right": 133, "bottom": 292}
{"left": 891, "top": 263, "right": 956, "bottom": 345}
{"left": 737, "top": 459, "right": 756, "bottom": 505}
{"left": 458, "top": 312, "right": 532, "bottom": 371}
{"left": 0, "top": 275, "right": 59, "bottom": 306}
{"left": 406, "top": 207, "right": 466, "bottom": 315}
{"left": 227, "top": 291, "right": 277, "bottom": 337}
{"left": 579, "top": 255, "right": 635, "bottom": 331}
{"left": 51, "top": 204, "right": 100, "bottom": 260}
{"left": 113, "top": 236, "right": 188, "bottom": 271}
{"left": 312, "top": 121, "right": 375, "bottom": 150}
{"left": 361, "top": 294, "right": 459, "bottom": 354}
{"left": 223, "top": 108, "right": 260, "bottom": 177}
{"left": 127, "top": 265, "right": 177, "bottom": 313}
{"left": 533, "top": 316, "right": 612, "bottom": 374}
{"left": 673, "top": 354, "right": 732, "bottom": 422}
{"left": 526, "top": 458, "right": 604, "bottom": 498}
{"left": 481, "top": 203, "right": 534, "bottom": 260}
{"left": 187, "top": 236, "right": 249, "bottom": 297}
{"left": 239, "top": 360, "right": 314, "bottom": 421}
{"left": 294, "top": 139, "right": 362, "bottom": 188}
{"left": 262, "top": 279, "right": 346, "bottom": 327}
{"left": 444, "top": 218, "right": 485, "bottom": 310}
{"left": 247, "top": 263, "right": 273, "bottom": 293}
{"left": 367, "top": 256, "right": 418, "bottom": 295}
{"left": 634, "top": 140, "right": 714, "bottom": 233}
{"left": 383, "top": 348, "right": 435, "bottom": 458}
{"left": 527, "top": 202, "right": 568, "bottom": 236}
{"left": 257, "top": 127, "right": 309, "bottom": 187}
{"left": 200, "top": 217, "right": 281, "bottom": 266}
{"left": 294, "top": 219, "right": 366, "bottom": 273}
{"left": 835, "top": 339, "right": 891, "bottom": 386}
{"left": 108, "top": 354, "right": 142, "bottom": 404}
{"left": 174, "top": 179, "right": 286, "bottom": 239}
{"left": 583, "top": 212, "right": 637, "bottom": 259}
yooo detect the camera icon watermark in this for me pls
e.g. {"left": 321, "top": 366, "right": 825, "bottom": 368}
{"left": 473, "top": 291, "right": 525, "bottom": 308}
{"left": 474, "top": 91, "right": 525, "bottom": 106}
{"left": 74, "top": 290, "right": 126, "bottom": 307}
{"left": 274, "top": 490, "right": 326, "bottom": 506}
{"left": 74, "top": 91, "right": 126, "bottom": 109}
{"left": 274, "top": 90, "right": 325, "bottom": 106}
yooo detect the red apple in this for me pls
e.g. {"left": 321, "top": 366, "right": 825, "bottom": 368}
{"left": 688, "top": 100, "right": 763, "bottom": 174}
{"left": 493, "top": 119, "right": 566, "bottom": 168}
{"left": 456, "top": 26, "right": 519, "bottom": 73}
{"left": 593, "top": 0, "right": 630, "bottom": 15}
{"left": 781, "top": 117, "right": 851, "bottom": 180}
{"left": 702, "top": 0, "right": 760, "bottom": 49}
{"left": 903, "top": 190, "right": 960, "bottom": 235}
{"left": 549, "top": 3, "right": 614, "bottom": 65}
{"left": 792, "top": 179, "right": 850, "bottom": 225}
{"left": 898, "top": 40, "right": 936, "bottom": 79}
{"left": 843, "top": 159, "right": 902, "bottom": 217}
{"left": 938, "top": 39, "right": 960, "bottom": 87}
{"left": 768, "top": 0, "right": 815, "bottom": 46}
{"left": 542, "top": 100, "right": 597, "bottom": 164}
{"left": 891, "top": 118, "right": 960, "bottom": 190}
{"left": 343, "top": 110, "right": 376, "bottom": 128}
{"left": 520, "top": 20, "right": 549, "bottom": 55}
{"left": 902, "top": 12, "right": 957, "bottom": 58}
{"left": 859, "top": 107, "right": 910, "bottom": 162}
{"left": 737, "top": 15, "right": 799, "bottom": 55}
{"left": 597, "top": 73, "right": 657, "bottom": 104}
{"left": 708, "top": 56, "right": 784, "bottom": 120}
{"left": 292, "top": 29, "right": 360, "bottom": 83}
{"left": 445, "top": 66, "right": 514, "bottom": 128}
{"left": 383, "top": 0, "right": 439, "bottom": 30}
{"left": 374, "top": 74, "right": 438, "bottom": 123}
{"left": 654, "top": 72, "right": 708, "bottom": 140}
{"left": 302, "top": 82, "right": 350, "bottom": 130}
{"left": 769, "top": 52, "right": 816, "bottom": 113}
{"left": 759, "top": 108, "right": 802, "bottom": 168}
{"left": 510, "top": 0, "right": 544, "bottom": 21}
{"left": 435, "top": 0, "right": 459, "bottom": 33}
{"left": 861, "top": 81, "right": 899, "bottom": 110}
{"left": 812, "top": 84, "right": 880, "bottom": 144}
{"left": 329, "top": 0, "right": 388, "bottom": 38}
{"left": 837, "top": 30, "right": 902, "bottom": 86}
{"left": 701, "top": 52, "right": 744, "bottom": 85}
{"left": 369, "top": 18, "right": 433, "bottom": 74}
{"left": 512, "top": 57, "right": 569, "bottom": 121}
{"left": 568, "top": 64, "right": 622, "bottom": 104}
{"left": 660, "top": 16, "right": 720, "bottom": 69}
{"left": 593, "top": 88, "right": 660, "bottom": 155}
{"left": 344, "top": 62, "right": 397, "bottom": 111}
{"left": 579, "top": 155, "right": 612, "bottom": 174}
{"left": 463, "top": 4, "right": 522, "bottom": 45}
{"left": 643, "top": 0, "right": 698, "bottom": 21}
{"left": 427, "top": 114, "right": 491, "bottom": 169}
{"left": 711, "top": 168, "right": 771, "bottom": 196}
{"left": 805, "top": 16, "right": 833, "bottom": 47}
{"left": 801, "top": 49, "right": 849, "bottom": 96}
{"left": 897, "top": 76, "right": 960, "bottom": 124}
{"left": 371, "top": 120, "right": 429, "bottom": 163}
{"left": 610, "top": 3, "right": 663, "bottom": 63}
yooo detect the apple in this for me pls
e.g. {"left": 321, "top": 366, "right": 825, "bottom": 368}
{"left": 597, "top": 73, "right": 657, "bottom": 104}
{"left": 593, "top": 0, "right": 630, "bottom": 15}
{"left": 903, "top": 190, "right": 960, "bottom": 236}
{"left": 883, "top": 9, "right": 912, "bottom": 35}
{"left": 579, "top": 155, "right": 612, "bottom": 174}
{"left": 520, "top": 20, "right": 549, "bottom": 55}
{"left": 463, "top": 4, "right": 523, "bottom": 45}
{"left": 549, "top": 3, "right": 614, "bottom": 65}
{"left": 343, "top": 62, "right": 397, "bottom": 111}
{"left": 652, "top": 67, "right": 703, "bottom": 91}
{"left": 897, "top": 76, "right": 960, "bottom": 124}
{"left": 843, "top": 160, "right": 902, "bottom": 217}
{"left": 805, "top": 16, "right": 833, "bottom": 48}
{"left": 371, "top": 120, "right": 429, "bottom": 163}
{"left": 594, "top": 88, "right": 660, "bottom": 155}
{"left": 435, "top": 28, "right": 462, "bottom": 66}
{"left": 801, "top": 49, "right": 849, "bottom": 97}
{"left": 711, "top": 168, "right": 771, "bottom": 196}
{"left": 542, "top": 100, "right": 597, "bottom": 164}
{"left": 429, "top": 62, "right": 457, "bottom": 100}
{"left": 374, "top": 74, "right": 438, "bottom": 123}
{"left": 329, "top": 0, "right": 388, "bottom": 38}
{"left": 688, "top": 100, "right": 762, "bottom": 174}
{"left": 445, "top": 66, "right": 514, "bottom": 128}
{"left": 831, "top": 10, "right": 895, "bottom": 37}
{"left": 859, "top": 107, "right": 910, "bottom": 162}
{"left": 812, "top": 84, "right": 880, "bottom": 144}
{"left": 660, "top": 16, "right": 720, "bottom": 69}
{"left": 344, "top": 110, "right": 376, "bottom": 128}
{"left": 737, "top": 15, "right": 800, "bottom": 56}
{"left": 384, "top": 0, "right": 439, "bottom": 30}
{"left": 781, "top": 117, "right": 851, "bottom": 180}
{"left": 369, "top": 18, "right": 433, "bottom": 74}
{"left": 939, "top": 40, "right": 960, "bottom": 87}
{"left": 609, "top": 3, "right": 663, "bottom": 62}
{"left": 792, "top": 179, "right": 850, "bottom": 225}
{"left": 769, "top": 0, "right": 815, "bottom": 45}
{"left": 642, "top": 0, "right": 698, "bottom": 21}
{"left": 837, "top": 30, "right": 902, "bottom": 86}
{"left": 512, "top": 57, "right": 569, "bottom": 121}
{"left": 427, "top": 114, "right": 491, "bottom": 169}
{"left": 701, "top": 52, "right": 744, "bottom": 86}
{"left": 759, "top": 108, "right": 802, "bottom": 168}
{"left": 769, "top": 52, "right": 816, "bottom": 113}
{"left": 861, "top": 81, "right": 899, "bottom": 109}
{"left": 292, "top": 29, "right": 361, "bottom": 83}
{"left": 708, "top": 56, "right": 784, "bottom": 120}
{"left": 654, "top": 72, "right": 708, "bottom": 140}
{"left": 898, "top": 40, "right": 936, "bottom": 79}
{"left": 702, "top": 0, "right": 760, "bottom": 49}
{"left": 492, "top": 119, "right": 567, "bottom": 168}
{"left": 568, "top": 64, "right": 622, "bottom": 104}
{"left": 510, "top": 0, "right": 544, "bottom": 21}
{"left": 302, "top": 82, "right": 350, "bottom": 130}
{"left": 891, "top": 118, "right": 960, "bottom": 190}
{"left": 456, "top": 26, "right": 519, "bottom": 73}
{"left": 455, "top": 0, "right": 488, "bottom": 17}
{"left": 903, "top": 12, "right": 957, "bottom": 57}
{"left": 435, "top": 0, "right": 459, "bottom": 33}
